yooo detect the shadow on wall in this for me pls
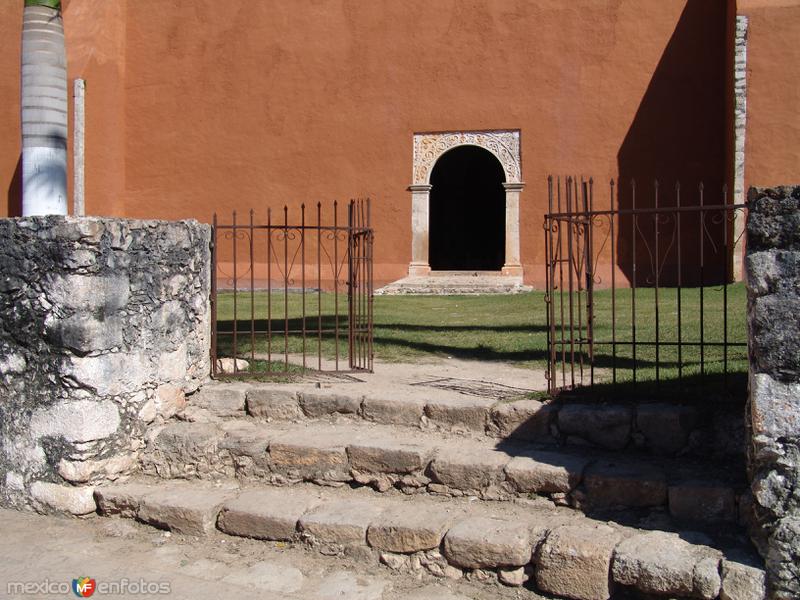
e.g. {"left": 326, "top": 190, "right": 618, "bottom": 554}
{"left": 616, "top": 0, "right": 728, "bottom": 286}
{"left": 7, "top": 156, "right": 21, "bottom": 217}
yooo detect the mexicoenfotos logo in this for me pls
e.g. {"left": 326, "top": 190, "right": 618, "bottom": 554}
{"left": 6, "top": 576, "right": 171, "bottom": 596}
{"left": 72, "top": 576, "right": 96, "bottom": 597}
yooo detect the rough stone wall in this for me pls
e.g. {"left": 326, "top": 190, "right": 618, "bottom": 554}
{"left": 0, "top": 217, "right": 211, "bottom": 514}
{"left": 745, "top": 186, "right": 800, "bottom": 599}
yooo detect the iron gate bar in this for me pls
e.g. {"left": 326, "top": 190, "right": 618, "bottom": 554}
{"left": 545, "top": 176, "right": 747, "bottom": 399}
{"left": 676, "top": 182, "right": 682, "bottom": 383}
{"left": 210, "top": 199, "right": 374, "bottom": 378}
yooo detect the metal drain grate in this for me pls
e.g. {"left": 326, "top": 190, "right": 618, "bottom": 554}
{"left": 410, "top": 378, "right": 534, "bottom": 401}
{"left": 300, "top": 372, "right": 366, "bottom": 384}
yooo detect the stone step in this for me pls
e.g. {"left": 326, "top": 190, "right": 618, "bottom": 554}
{"left": 185, "top": 380, "right": 745, "bottom": 460}
{"left": 374, "top": 274, "right": 532, "bottom": 295}
{"left": 141, "top": 419, "right": 747, "bottom": 524}
{"left": 94, "top": 478, "right": 765, "bottom": 600}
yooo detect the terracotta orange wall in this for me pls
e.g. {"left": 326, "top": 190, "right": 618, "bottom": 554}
{"left": 738, "top": 0, "right": 800, "bottom": 192}
{"left": 115, "top": 0, "right": 728, "bottom": 287}
{"left": 1, "top": 2, "right": 23, "bottom": 218}
{"left": 1, "top": 0, "right": 126, "bottom": 218}
{"left": 63, "top": 0, "right": 127, "bottom": 217}
{"left": 2, "top": 1, "right": 732, "bottom": 288}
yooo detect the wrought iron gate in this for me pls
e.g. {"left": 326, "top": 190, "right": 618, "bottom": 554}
{"left": 544, "top": 176, "right": 747, "bottom": 399}
{"left": 211, "top": 199, "right": 374, "bottom": 378}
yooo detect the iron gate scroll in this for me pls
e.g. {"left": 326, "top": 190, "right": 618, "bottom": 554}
{"left": 211, "top": 199, "right": 374, "bottom": 377}
{"left": 544, "top": 176, "right": 748, "bottom": 399}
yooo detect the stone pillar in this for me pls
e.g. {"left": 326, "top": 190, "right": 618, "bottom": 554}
{"left": 0, "top": 217, "right": 211, "bottom": 515}
{"left": 745, "top": 186, "right": 800, "bottom": 599}
{"left": 408, "top": 184, "right": 432, "bottom": 276}
{"left": 502, "top": 182, "right": 524, "bottom": 277}
{"left": 73, "top": 79, "right": 86, "bottom": 217}
{"left": 733, "top": 16, "right": 749, "bottom": 280}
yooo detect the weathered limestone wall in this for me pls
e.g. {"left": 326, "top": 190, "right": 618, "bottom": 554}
{"left": 745, "top": 186, "right": 800, "bottom": 599}
{"left": 0, "top": 217, "right": 211, "bottom": 514}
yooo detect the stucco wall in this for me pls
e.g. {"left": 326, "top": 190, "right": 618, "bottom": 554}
{"left": 0, "top": 0, "right": 754, "bottom": 287}
{"left": 738, "top": 1, "right": 800, "bottom": 195}
{"left": 0, "top": 217, "right": 210, "bottom": 514}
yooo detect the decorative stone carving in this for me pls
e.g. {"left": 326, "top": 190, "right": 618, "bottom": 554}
{"left": 413, "top": 131, "right": 521, "bottom": 185}
{"left": 408, "top": 130, "right": 524, "bottom": 279}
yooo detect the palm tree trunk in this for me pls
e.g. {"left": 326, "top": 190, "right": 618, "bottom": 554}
{"left": 21, "top": 0, "right": 67, "bottom": 216}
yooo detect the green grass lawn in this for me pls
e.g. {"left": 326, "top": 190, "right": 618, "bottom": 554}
{"left": 214, "top": 284, "right": 747, "bottom": 398}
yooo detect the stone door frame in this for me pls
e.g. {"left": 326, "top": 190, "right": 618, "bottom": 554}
{"left": 408, "top": 130, "right": 524, "bottom": 277}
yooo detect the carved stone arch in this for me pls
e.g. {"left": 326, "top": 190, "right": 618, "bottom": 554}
{"left": 409, "top": 130, "right": 524, "bottom": 277}
{"left": 412, "top": 130, "right": 522, "bottom": 186}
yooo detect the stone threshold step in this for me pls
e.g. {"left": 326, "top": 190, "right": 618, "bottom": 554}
{"left": 94, "top": 478, "right": 765, "bottom": 600}
{"left": 142, "top": 419, "right": 746, "bottom": 524}
{"left": 187, "top": 381, "right": 743, "bottom": 459}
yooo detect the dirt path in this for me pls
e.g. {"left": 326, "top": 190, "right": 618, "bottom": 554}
{"left": 0, "top": 508, "right": 546, "bottom": 600}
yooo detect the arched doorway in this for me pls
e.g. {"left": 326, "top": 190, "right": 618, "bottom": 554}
{"left": 408, "top": 130, "right": 524, "bottom": 279}
{"left": 429, "top": 146, "right": 506, "bottom": 271}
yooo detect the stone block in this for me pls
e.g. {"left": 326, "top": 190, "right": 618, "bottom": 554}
{"left": 750, "top": 296, "right": 800, "bottom": 376}
{"left": 58, "top": 453, "right": 136, "bottom": 484}
{"left": 750, "top": 373, "right": 800, "bottom": 439}
{"left": 269, "top": 430, "right": 349, "bottom": 479}
{"left": 498, "top": 566, "right": 529, "bottom": 587}
{"left": 636, "top": 404, "right": 700, "bottom": 455}
{"left": 746, "top": 187, "right": 800, "bottom": 251}
{"left": 505, "top": 449, "right": 588, "bottom": 494}
{"left": 424, "top": 396, "right": 494, "bottom": 431}
{"left": 536, "top": 523, "right": 622, "bottom": 600}
{"left": 138, "top": 484, "right": 236, "bottom": 536}
{"left": 217, "top": 488, "right": 320, "bottom": 540}
{"left": 347, "top": 438, "right": 435, "bottom": 475}
{"left": 361, "top": 395, "right": 425, "bottom": 427}
{"left": 746, "top": 250, "right": 800, "bottom": 297}
{"left": 30, "top": 399, "right": 120, "bottom": 443}
{"left": 155, "top": 384, "right": 186, "bottom": 419}
{"left": 142, "top": 422, "right": 229, "bottom": 478}
{"left": 48, "top": 274, "right": 130, "bottom": 312}
{"left": 189, "top": 384, "right": 246, "bottom": 417}
{"left": 367, "top": 504, "right": 454, "bottom": 553}
{"left": 94, "top": 482, "right": 153, "bottom": 517}
{"left": 299, "top": 499, "right": 384, "bottom": 545}
{"left": 65, "top": 352, "right": 153, "bottom": 396}
{"left": 299, "top": 390, "right": 362, "bottom": 418}
{"left": 443, "top": 517, "right": 536, "bottom": 568}
{"left": 30, "top": 481, "right": 96, "bottom": 515}
{"left": 557, "top": 404, "right": 632, "bottom": 450}
{"left": 49, "top": 313, "right": 123, "bottom": 353}
{"left": 720, "top": 559, "right": 766, "bottom": 600}
{"left": 247, "top": 388, "right": 303, "bottom": 420}
{"left": 429, "top": 444, "right": 510, "bottom": 492}
{"left": 668, "top": 481, "right": 737, "bottom": 523}
{"left": 490, "top": 400, "right": 554, "bottom": 441}
{"left": 612, "top": 531, "right": 722, "bottom": 599}
{"left": 151, "top": 422, "right": 223, "bottom": 457}
{"left": 219, "top": 424, "right": 273, "bottom": 458}
{"left": 583, "top": 459, "right": 667, "bottom": 508}
{"left": 215, "top": 357, "right": 250, "bottom": 374}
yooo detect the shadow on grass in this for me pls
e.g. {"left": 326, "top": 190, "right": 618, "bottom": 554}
{"left": 216, "top": 317, "right": 550, "bottom": 334}
{"left": 216, "top": 317, "right": 734, "bottom": 369}
{"left": 555, "top": 371, "right": 747, "bottom": 406}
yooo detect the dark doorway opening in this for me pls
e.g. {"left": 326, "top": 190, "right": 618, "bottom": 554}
{"left": 429, "top": 145, "right": 506, "bottom": 271}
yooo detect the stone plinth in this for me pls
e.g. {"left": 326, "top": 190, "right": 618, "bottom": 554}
{"left": 0, "top": 216, "right": 211, "bottom": 513}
